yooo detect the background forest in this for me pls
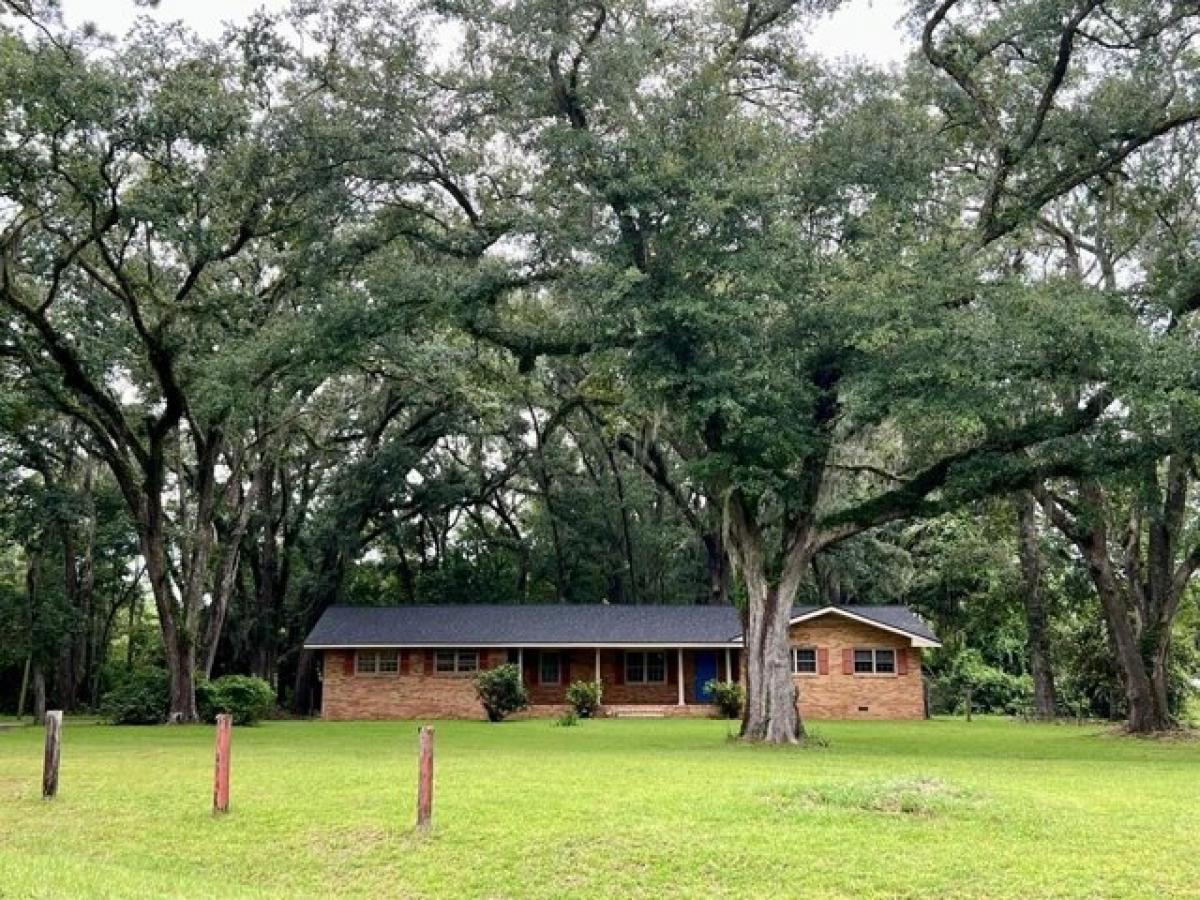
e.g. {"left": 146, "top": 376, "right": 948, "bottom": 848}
{"left": 1, "top": 0, "right": 1199, "bottom": 732}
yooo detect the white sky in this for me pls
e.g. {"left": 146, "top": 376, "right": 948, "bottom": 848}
{"left": 59, "top": 0, "right": 911, "bottom": 64}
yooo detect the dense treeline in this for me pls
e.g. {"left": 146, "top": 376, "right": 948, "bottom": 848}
{"left": 1, "top": 0, "right": 1199, "bottom": 737}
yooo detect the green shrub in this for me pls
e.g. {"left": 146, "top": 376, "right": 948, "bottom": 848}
{"left": 706, "top": 680, "right": 744, "bottom": 719}
{"left": 473, "top": 663, "right": 529, "bottom": 722}
{"left": 930, "top": 649, "right": 1032, "bottom": 716}
{"left": 556, "top": 709, "right": 579, "bottom": 727}
{"left": 565, "top": 680, "right": 603, "bottom": 718}
{"left": 195, "top": 679, "right": 217, "bottom": 722}
{"left": 102, "top": 667, "right": 169, "bottom": 724}
{"left": 200, "top": 675, "right": 276, "bottom": 725}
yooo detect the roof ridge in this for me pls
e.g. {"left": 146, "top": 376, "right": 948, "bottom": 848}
{"left": 330, "top": 602, "right": 919, "bottom": 611}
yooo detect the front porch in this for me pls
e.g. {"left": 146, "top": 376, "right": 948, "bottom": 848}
{"left": 520, "top": 703, "right": 720, "bottom": 718}
{"left": 511, "top": 646, "right": 740, "bottom": 709}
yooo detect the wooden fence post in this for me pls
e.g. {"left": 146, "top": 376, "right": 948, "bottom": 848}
{"left": 42, "top": 710, "right": 62, "bottom": 799}
{"left": 416, "top": 726, "right": 434, "bottom": 831}
{"left": 965, "top": 686, "right": 973, "bottom": 722}
{"left": 213, "top": 714, "right": 232, "bottom": 814}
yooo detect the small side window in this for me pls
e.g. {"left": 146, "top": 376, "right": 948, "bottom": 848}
{"left": 436, "top": 649, "right": 480, "bottom": 675}
{"left": 792, "top": 648, "right": 818, "bottom": 675}
{"left": 852, "top": 648, "right": 898, "bottom": 675}
{"left": 356, "top": 650, "right": 399, "bottom": 675}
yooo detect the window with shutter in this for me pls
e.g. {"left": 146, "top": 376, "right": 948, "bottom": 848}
{"left": 355, "top": 650, "right": 400, "bottom": 676}
{"left": 791, "top": 648, "right": 818, "bottom": 674}
{"left": 624, "top": 651, "right": 667, "bottom": 684}
{"left": 434, "top": 649, "right": 480, "bottom": 675}
{"left": 851, "top": 648, "right": 900, "bottom": 675}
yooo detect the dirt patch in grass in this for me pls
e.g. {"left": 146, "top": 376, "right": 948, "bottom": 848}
{"left": 1098, "top": 725, "right": 1200, "bottom": 743}
{"left": 772, "top": 777, "right": 976, "bottom": 817}
{"left": 307, "top": 825, "right": 394, "bottom": 862}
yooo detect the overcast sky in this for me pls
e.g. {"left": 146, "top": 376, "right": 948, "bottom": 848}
{"left": 58, "top": 0, "right": 911, "bottom": 64}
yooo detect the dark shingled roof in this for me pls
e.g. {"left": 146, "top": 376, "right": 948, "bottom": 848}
{"left": 304, "top": 604, "right": 939, "bottom": 648}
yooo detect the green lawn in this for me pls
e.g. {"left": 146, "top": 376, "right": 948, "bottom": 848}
{"left": 1, "top": 717, "right": 1198, "bottom": 898}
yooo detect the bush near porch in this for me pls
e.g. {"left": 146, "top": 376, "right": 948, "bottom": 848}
{"left": 0, "top": 718, "right": 1197, "bottom": 898}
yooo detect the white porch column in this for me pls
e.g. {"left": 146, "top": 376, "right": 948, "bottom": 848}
{"left": 677, "top": 647, "right": 685, "bottom": 706}
{"left": 595, "top": 647, "right": 601, "bottom": 683}
{"left": 517, "top": 647, "right": 523, "bottom": 682}
{"left": 725, "top": 647, "right": 732, "bottom": 682}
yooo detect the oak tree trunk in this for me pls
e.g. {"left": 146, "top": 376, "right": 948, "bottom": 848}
{"left": 141, "top": 520, "right": 200, "bottom": 723}
{"left": 740, "top": 579, "right": 804, "bottom": 743}
{"left": 1015, "top": 493, "right": 1056, "bottom": 719}
{"left": 1085, "top": 551, "right": 1172, "bottom": 733}
{"left": 32, "top": 664, "right": 46, "bottom": 725}
{"left": 701, "top": 532, "right": 731, "bottom": 605}
{"left": 728, "top": 499, "right": 809, "bottom": 744}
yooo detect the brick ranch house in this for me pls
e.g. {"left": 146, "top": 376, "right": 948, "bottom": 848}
{"left": 304, "top": 604, "right": 940, "bottom": 720}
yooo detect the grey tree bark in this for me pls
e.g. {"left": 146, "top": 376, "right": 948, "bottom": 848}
{"left": 1015, "top": 492, "right": 1056, "bottom": 719}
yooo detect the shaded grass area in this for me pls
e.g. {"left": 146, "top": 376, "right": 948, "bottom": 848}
{"left": 1, "top": 717, "right": 1198, "bottom": 898}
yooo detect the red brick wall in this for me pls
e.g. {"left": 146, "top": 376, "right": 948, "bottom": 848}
{"left": 523, "top": 649, "right": 738, "bottom": 705}
{"left": 318, "top": 617, "right": 925, "bottom": 720}
{"left": 788, "top": 618, "right": 925, "bottom": 720}
{"left": 321, "top": 648, "right": 738, "bottom": 719}
{"left": 321, "top": 648, "right": 511, "bottom": 721}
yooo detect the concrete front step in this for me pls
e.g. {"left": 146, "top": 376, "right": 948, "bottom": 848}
{"left": 602, "top": 704, "right": 719, "bottom": 719}
{"left": 609, "top": 710, "right": 668, "bottom": 718}
{"left": 522, "top": 703, "right": 719, "bottom": 719}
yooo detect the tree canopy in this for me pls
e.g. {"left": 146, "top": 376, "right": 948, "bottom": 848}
{"left": 1, "top": 0, "right": 1198, "bottom": 736}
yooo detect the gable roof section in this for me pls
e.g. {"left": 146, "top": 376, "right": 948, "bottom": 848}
{"left": 788, "top": 606, "right": 940, "bottom": 647}
{"left": 304, "top": 603, "right": 939, "bottom": 649}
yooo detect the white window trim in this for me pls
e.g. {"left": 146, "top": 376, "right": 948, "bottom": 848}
{"left": 624, "top": 650, "right": 668, "bottom": 685}
{"left": 434, "top": 649, "right": 480, "bottom": 676}
{"left": 538, "top": 651, "right": 562, "bottom": 685}
{"left": 853, "top": 648, "right": 898, "bottom": 676}
{"left": 356, "top": 649, "right": 399, "bottom": 676}
{"left": 791, "top": 647, "right": 819, "bottom": 676}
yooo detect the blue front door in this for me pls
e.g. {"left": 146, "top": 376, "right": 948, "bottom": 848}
{"left": 694, "top": 651, "right": 718, "bottom": 702}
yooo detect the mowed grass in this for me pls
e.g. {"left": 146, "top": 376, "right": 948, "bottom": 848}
{"left": 1, "top": 718, "right": 1198, "bottom": 898}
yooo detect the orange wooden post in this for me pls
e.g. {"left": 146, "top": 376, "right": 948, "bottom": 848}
{"left": 42, "top": 710, "right": 62, "bottom": 799}
{"left": 213, "top": 713, "right": 232, "bottom": 814}
{"left": 416, "top": 726, "right": 434, "bottom": 831}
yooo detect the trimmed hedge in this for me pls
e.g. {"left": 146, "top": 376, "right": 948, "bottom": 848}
{"left": 103, "top": 667, "right": 169, "bottom": 724}
{"left": 565, "top": 680, "right": 603, "bottom": 718}
{"left": 705, "top": 679, "right": 744, "bottom": 719}
{"left": 474, "top": 663, "right": 530, "bottom": 722}
{"left": 197, "top": 675, "right": 276, "bottom": 725}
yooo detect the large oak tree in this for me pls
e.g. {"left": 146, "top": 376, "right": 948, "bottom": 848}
{"left": 317, "top": 0, "right": 1199, "bottom": 740}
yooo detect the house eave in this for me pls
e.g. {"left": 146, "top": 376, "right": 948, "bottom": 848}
{"left": 305, "top": 641, "right": 744, "bottom": 650}
{"left": 786, "top": 606, "right": 941, "bottom": 648}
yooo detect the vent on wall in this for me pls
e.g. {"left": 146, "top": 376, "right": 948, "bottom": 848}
{"left": 857, "top": 706, "right": 869, "bottom": 713}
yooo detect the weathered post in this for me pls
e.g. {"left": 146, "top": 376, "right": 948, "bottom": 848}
{"left": 42, "top": 710, "right": 62, "bottom": 799}
{"left": 965, "top": 686, "right": 973, "bottom": 723}
{"left": 416, "top": 725, "right": 434, "bottom": 831}
{"left": 213, "top": 713, "right": 232, "bottom": 814}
